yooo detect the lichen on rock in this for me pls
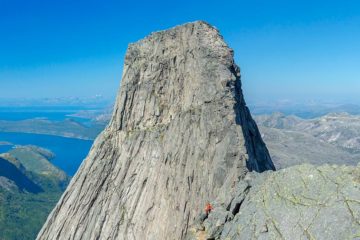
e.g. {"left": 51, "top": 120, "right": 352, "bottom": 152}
{"left": 188, "top": 164, "right": 360, "bottom": 240}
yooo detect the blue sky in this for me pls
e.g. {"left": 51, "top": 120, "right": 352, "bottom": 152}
{"left": 0, "top": 0, "right": 359, "bottom": 103}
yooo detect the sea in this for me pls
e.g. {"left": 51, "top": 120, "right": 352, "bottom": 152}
{"left": 0, "top": 106, "right": 91, "bottom": 122}
{"left": 0, "top": 107, "right": 95, "bottom": 176}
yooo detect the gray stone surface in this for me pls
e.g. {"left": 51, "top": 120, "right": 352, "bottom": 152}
{"left": 188, "top": 164, "right": 360, "bottom": 240}
{"left": 37, "top": 21, "right": 274, "bottom": 240}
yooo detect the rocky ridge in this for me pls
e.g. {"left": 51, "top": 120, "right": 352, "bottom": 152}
{"left": 187, "top": 164, "right": 360, "bottom": 240}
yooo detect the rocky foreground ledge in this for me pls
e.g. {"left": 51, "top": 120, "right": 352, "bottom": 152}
{"left": 187, "top": 164, "right": 360, "bottom": 240}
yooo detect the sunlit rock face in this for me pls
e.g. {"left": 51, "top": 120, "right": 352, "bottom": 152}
{"left": 187, "top": 164, "right": 360, "bottom": 240}
{"left": 37, "top": 21, "right": 274, "bottom": 240}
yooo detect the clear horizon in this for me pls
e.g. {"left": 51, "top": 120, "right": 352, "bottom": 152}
{"left": 1, "top": 0, "right": 359, "bottom": 103}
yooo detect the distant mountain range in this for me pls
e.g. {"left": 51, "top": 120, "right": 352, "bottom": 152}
{"left": 249, "top": 101, "right": 360, "bottom": 118}
{"left": 0, "top": 145, "right": 69, "bottom": 240}
{"left": 254, "top": 112, "right": 360, "bottom": 169}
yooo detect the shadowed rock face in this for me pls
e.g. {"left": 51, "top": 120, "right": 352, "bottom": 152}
{"left": 37, "top": 21, "right": 274, "bottom": 240}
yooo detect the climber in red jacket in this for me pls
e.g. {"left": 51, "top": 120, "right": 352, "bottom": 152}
{"left": 204, "top": 202, "right": 213, "bottom": 215}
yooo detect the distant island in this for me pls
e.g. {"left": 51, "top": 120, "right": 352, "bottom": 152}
{"left": 0, "top": 118, "right": 106, "bottom": 140}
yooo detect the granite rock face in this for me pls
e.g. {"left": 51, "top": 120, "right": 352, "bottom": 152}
{"left": 187, "top": 164, "right": 360, "bottom": 240}
{"left": 37, "top": 21, "right": 274, "bottom": 240}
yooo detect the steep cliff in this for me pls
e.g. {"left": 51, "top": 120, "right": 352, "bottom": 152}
{"left": 37, "top": 21, "right": 274, "bottom": 240}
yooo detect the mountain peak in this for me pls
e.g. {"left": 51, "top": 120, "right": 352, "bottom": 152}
{"left": 37, "top": 22, "right": 274, "bottom": 240}
{"left": 129, "top": 20, "right": 219, "bottom": 48}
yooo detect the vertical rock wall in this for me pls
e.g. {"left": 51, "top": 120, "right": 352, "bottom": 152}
{"left": 37, "top": 21, "right": 274, "bottom": 240}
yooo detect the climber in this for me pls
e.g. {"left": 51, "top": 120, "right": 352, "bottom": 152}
{"left": 204, "top": 202, "right": 213, "bottom": 215}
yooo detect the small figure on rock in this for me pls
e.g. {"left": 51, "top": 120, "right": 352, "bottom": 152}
{"left": 204, "top": 202, "right": 213, "bottom": 215}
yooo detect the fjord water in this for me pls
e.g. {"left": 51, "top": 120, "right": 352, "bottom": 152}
{"left": 0, "top": 132, "right": 93, "bottom": 176}
{"left": 0, "top": 144, "right": 12, "bottom": 153}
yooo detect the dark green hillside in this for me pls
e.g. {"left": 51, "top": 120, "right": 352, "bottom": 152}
{"left": 0, "top": 145, "right": 69, "bottom": 240}
{"left": 9, "top": 146, "right": 68, "bottom": 182}
{"left": 0, "top": 157, "right": 43, "bottom": 193}
{"left": 0, "top": 188, "right": 62, "bottom": 240}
